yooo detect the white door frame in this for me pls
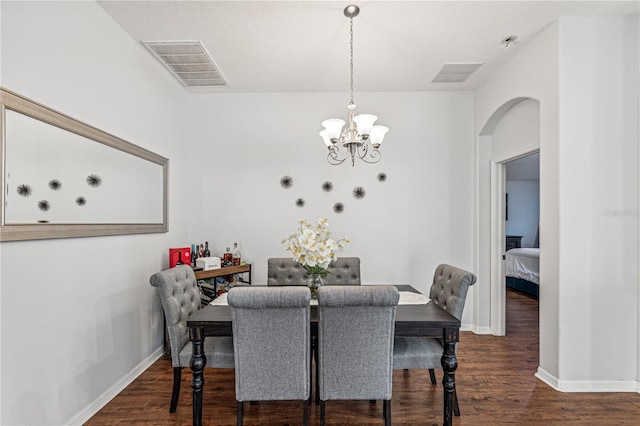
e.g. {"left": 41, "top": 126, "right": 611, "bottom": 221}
{"left": 490, "top": 145, "right": 540, "bottom": 336}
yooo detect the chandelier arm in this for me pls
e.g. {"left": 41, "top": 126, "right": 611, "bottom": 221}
{"left": 355, "top": 141, "right": 368, "bottom": 158}
{"left": 327, "top": 146, "right": 349, "bottom": 165}
{"left": 356, "top": 143, "right": 382, "bottom": 164}
{"left": 358, "top": 150, "right": 381, "bottom": 164}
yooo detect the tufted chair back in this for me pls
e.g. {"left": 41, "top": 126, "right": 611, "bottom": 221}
{"left": 149, "top": 265, "right": 202, "bottom": 367}
{"left": 326, "top": 257, "right": 361, "bottom": 285}
{"left": 267, "top": 257, "right": 361, "bottom": 286}
{"left": 317, "top": 285, "right": 399, "bottom": 424}
{"left": 267, "top": 258, "right": 307, "bottom": 286}
{"left": 429, "top": 264, "right": 477, "bottom": 320}
{"left": 229, "top": 286, "right": 311, "bottom": 402}
{"left": 229, "top": 286, "right": 311, "bottom": 424}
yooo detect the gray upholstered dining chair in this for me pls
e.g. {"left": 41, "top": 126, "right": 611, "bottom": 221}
{"left": 317, "top": 285, "right": 399, "bottom": 426}
{"left": 267, "top": 256, "right": 362, "bottom": 403}
{"left": 228, "top": 286, "right": 311, "bottom": 426}
{"left": 149, "top": 265, "right": 234, "bottom": 413}
{"left": 393, "top": 263, "right": 477, "bottom": 416}
{"left": 267, "top": 257, "right": 361, "bottom": 285}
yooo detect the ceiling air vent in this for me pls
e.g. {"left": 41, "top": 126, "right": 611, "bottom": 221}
{"left": 432, "top": 63, "right": 483, "bottom": 83}
{"left": 141, "top": 41, "right": 228, "bottom": 87}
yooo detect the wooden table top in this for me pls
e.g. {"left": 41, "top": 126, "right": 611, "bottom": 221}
{"left": 187, "top": 284, "right": 460, "bottom": 338}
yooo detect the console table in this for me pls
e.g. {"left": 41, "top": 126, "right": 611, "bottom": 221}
{"left": 194, "top": 263, "right": 252, "bottom": 283}
{"left": 194, "top": 264, "right": 252, "bottom": 306}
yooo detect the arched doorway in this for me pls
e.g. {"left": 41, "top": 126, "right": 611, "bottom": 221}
{"left": 478, "top": 97, "right": 540, "bottom": 336}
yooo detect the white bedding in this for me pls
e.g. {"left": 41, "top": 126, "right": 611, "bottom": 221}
{"left": 505, "top": 248, "right": 540, "bottom": 285}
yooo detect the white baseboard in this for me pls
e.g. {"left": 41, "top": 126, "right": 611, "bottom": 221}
{"left": 465, "top": 323, "right": 492, "bottom": 334}
{"left": 556, "top": 380, "right": 639, "bottom": 393}
{"left": 64, "top": 347, "right": 164, "bottom": 425}
{"left": 536, "top": 366, "right": 640, "bottom": 393}
{"left": 535, "top": 366, "right": 559, "bottom": 389}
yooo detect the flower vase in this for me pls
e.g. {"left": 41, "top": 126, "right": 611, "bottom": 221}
{"left": 308, "top": 274, "right": 324, "bottom": 298}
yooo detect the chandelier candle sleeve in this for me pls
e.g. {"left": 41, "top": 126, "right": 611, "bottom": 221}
{"left": 319, "top": 4, "right": 388, "bottom": 167}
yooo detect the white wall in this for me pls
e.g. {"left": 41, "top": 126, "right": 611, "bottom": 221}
{"left": 0, "top": 2, "right": 189, "bottom": 424}
{"left": 505, "top": 181, "right": 540, "bottom": 248}
{"left": 475, "top": 22, "right": 559, "bottom": 370}
{"left": 492, "top": 99, "right": 541, "bottom": 248}
{"left": 475, "top": 16, "right": 639, "bottom": 391}
{"left": 187, "top": 91, "right": 475, "bottom": 308}
{"left": 557, "top": 17, "right": 638, "bottom": 388}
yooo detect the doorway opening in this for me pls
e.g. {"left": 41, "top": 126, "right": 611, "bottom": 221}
{"left": 503, "top": 153, "right": 540, "bottom": 336}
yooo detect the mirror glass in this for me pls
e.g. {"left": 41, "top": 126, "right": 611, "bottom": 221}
{"left": 1, "top": 88, "right": 168, "bottom": 241}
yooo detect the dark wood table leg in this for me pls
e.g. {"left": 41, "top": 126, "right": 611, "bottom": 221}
{"left": 311, "top": 322, "right": 319, "bottom": 403}
{"left": 441, "top": 328, "right": 459, "bottom": 426}
{"left": 190, "top": 326, "right": 206, "bottom": 426}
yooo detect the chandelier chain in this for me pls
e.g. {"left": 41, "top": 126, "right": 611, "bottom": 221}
{"left": 349, "top": 15, "right": 354, "bottom": 105}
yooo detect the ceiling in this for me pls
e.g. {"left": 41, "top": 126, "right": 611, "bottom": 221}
{"left": 97, "top": 1, "right": 639, "bottom": 93}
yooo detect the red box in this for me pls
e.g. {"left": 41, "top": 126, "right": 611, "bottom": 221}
{"left": 169, "top": 247, "right": 191, "bottom": 268}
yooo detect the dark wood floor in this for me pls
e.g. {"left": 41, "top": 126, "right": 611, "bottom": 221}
{"left": 86, "top": 289, "right": 639, "bottom": 425}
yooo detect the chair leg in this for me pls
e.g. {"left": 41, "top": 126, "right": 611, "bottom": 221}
{"left": 303, "top": 399, "right": 309, "bottom": 426}
{"left": 428, "top": 368, "right": 437, "bottom": 385}
{"left": 383, "top": 399, "right": 386, "bottom": 419}
{"left": 237, "top": 400, "right": 243, "bottom": 426}
{"left": 310, "top": 338, "right": 314, "bottom": 404}
{"left": 170, "top": 367, "right": 181, "bottom": 413}
{"left": 315, "top": 345, "right": 320, "bottom": 404}
{"left": 320, "top": 400, "right": 326, "bottom": 426}
{"left": 384, "top": 399, "right": 392, "bottom": 426}
{"left": 453, "top": 387, "right": 460, "bottom": 416}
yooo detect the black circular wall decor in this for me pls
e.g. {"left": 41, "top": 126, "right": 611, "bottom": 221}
{"left": 48, "top": 179, "right": 61, "bottom": 190}
{"left": 377, "top": 172, "right": 387, "bottom": 182}
{"left": 280, "top": 176, "right": 294, "bottom": 189}
{"left": 76, "top": 196, "right": 87, "bottom": 206}
{"left": 333, "top": 202, "right": 344, "bottom": 213}
{"left": 296, "top": 198, "right": 305, "bottom": 207}
{"left": 38, "top": 200, "right": 50, "bottom": 211}
{"left": 353, "top": 187, "right": 366, "bottom": 199}
{"left": 17, "top": 184, "right": 32, "bottom": 197}
{"left": 86, "top": 174, "right": 102, "bottom": 187}
{"left": 322, "top": 181, "right": 333, "bottom": 192}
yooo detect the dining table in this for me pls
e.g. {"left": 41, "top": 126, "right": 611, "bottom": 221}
{"left": 186, "top": 284, "right": 461, "bottom": 426}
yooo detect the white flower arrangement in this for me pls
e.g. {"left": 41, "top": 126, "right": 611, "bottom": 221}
{"left": 281, "top": 218, "right": 350, "bottom": 277}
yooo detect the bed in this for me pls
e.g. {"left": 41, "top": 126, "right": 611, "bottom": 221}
{"left": 505, "top": 247, "right": 539, "bottom": 298}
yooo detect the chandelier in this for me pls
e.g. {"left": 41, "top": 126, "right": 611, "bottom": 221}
{"left": 319, "top": 5, "right": 389, "bottom": 167}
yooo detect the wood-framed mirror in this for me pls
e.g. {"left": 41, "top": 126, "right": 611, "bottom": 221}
{"left": 0, "top": 88, "right": 168, "bottom": 241}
